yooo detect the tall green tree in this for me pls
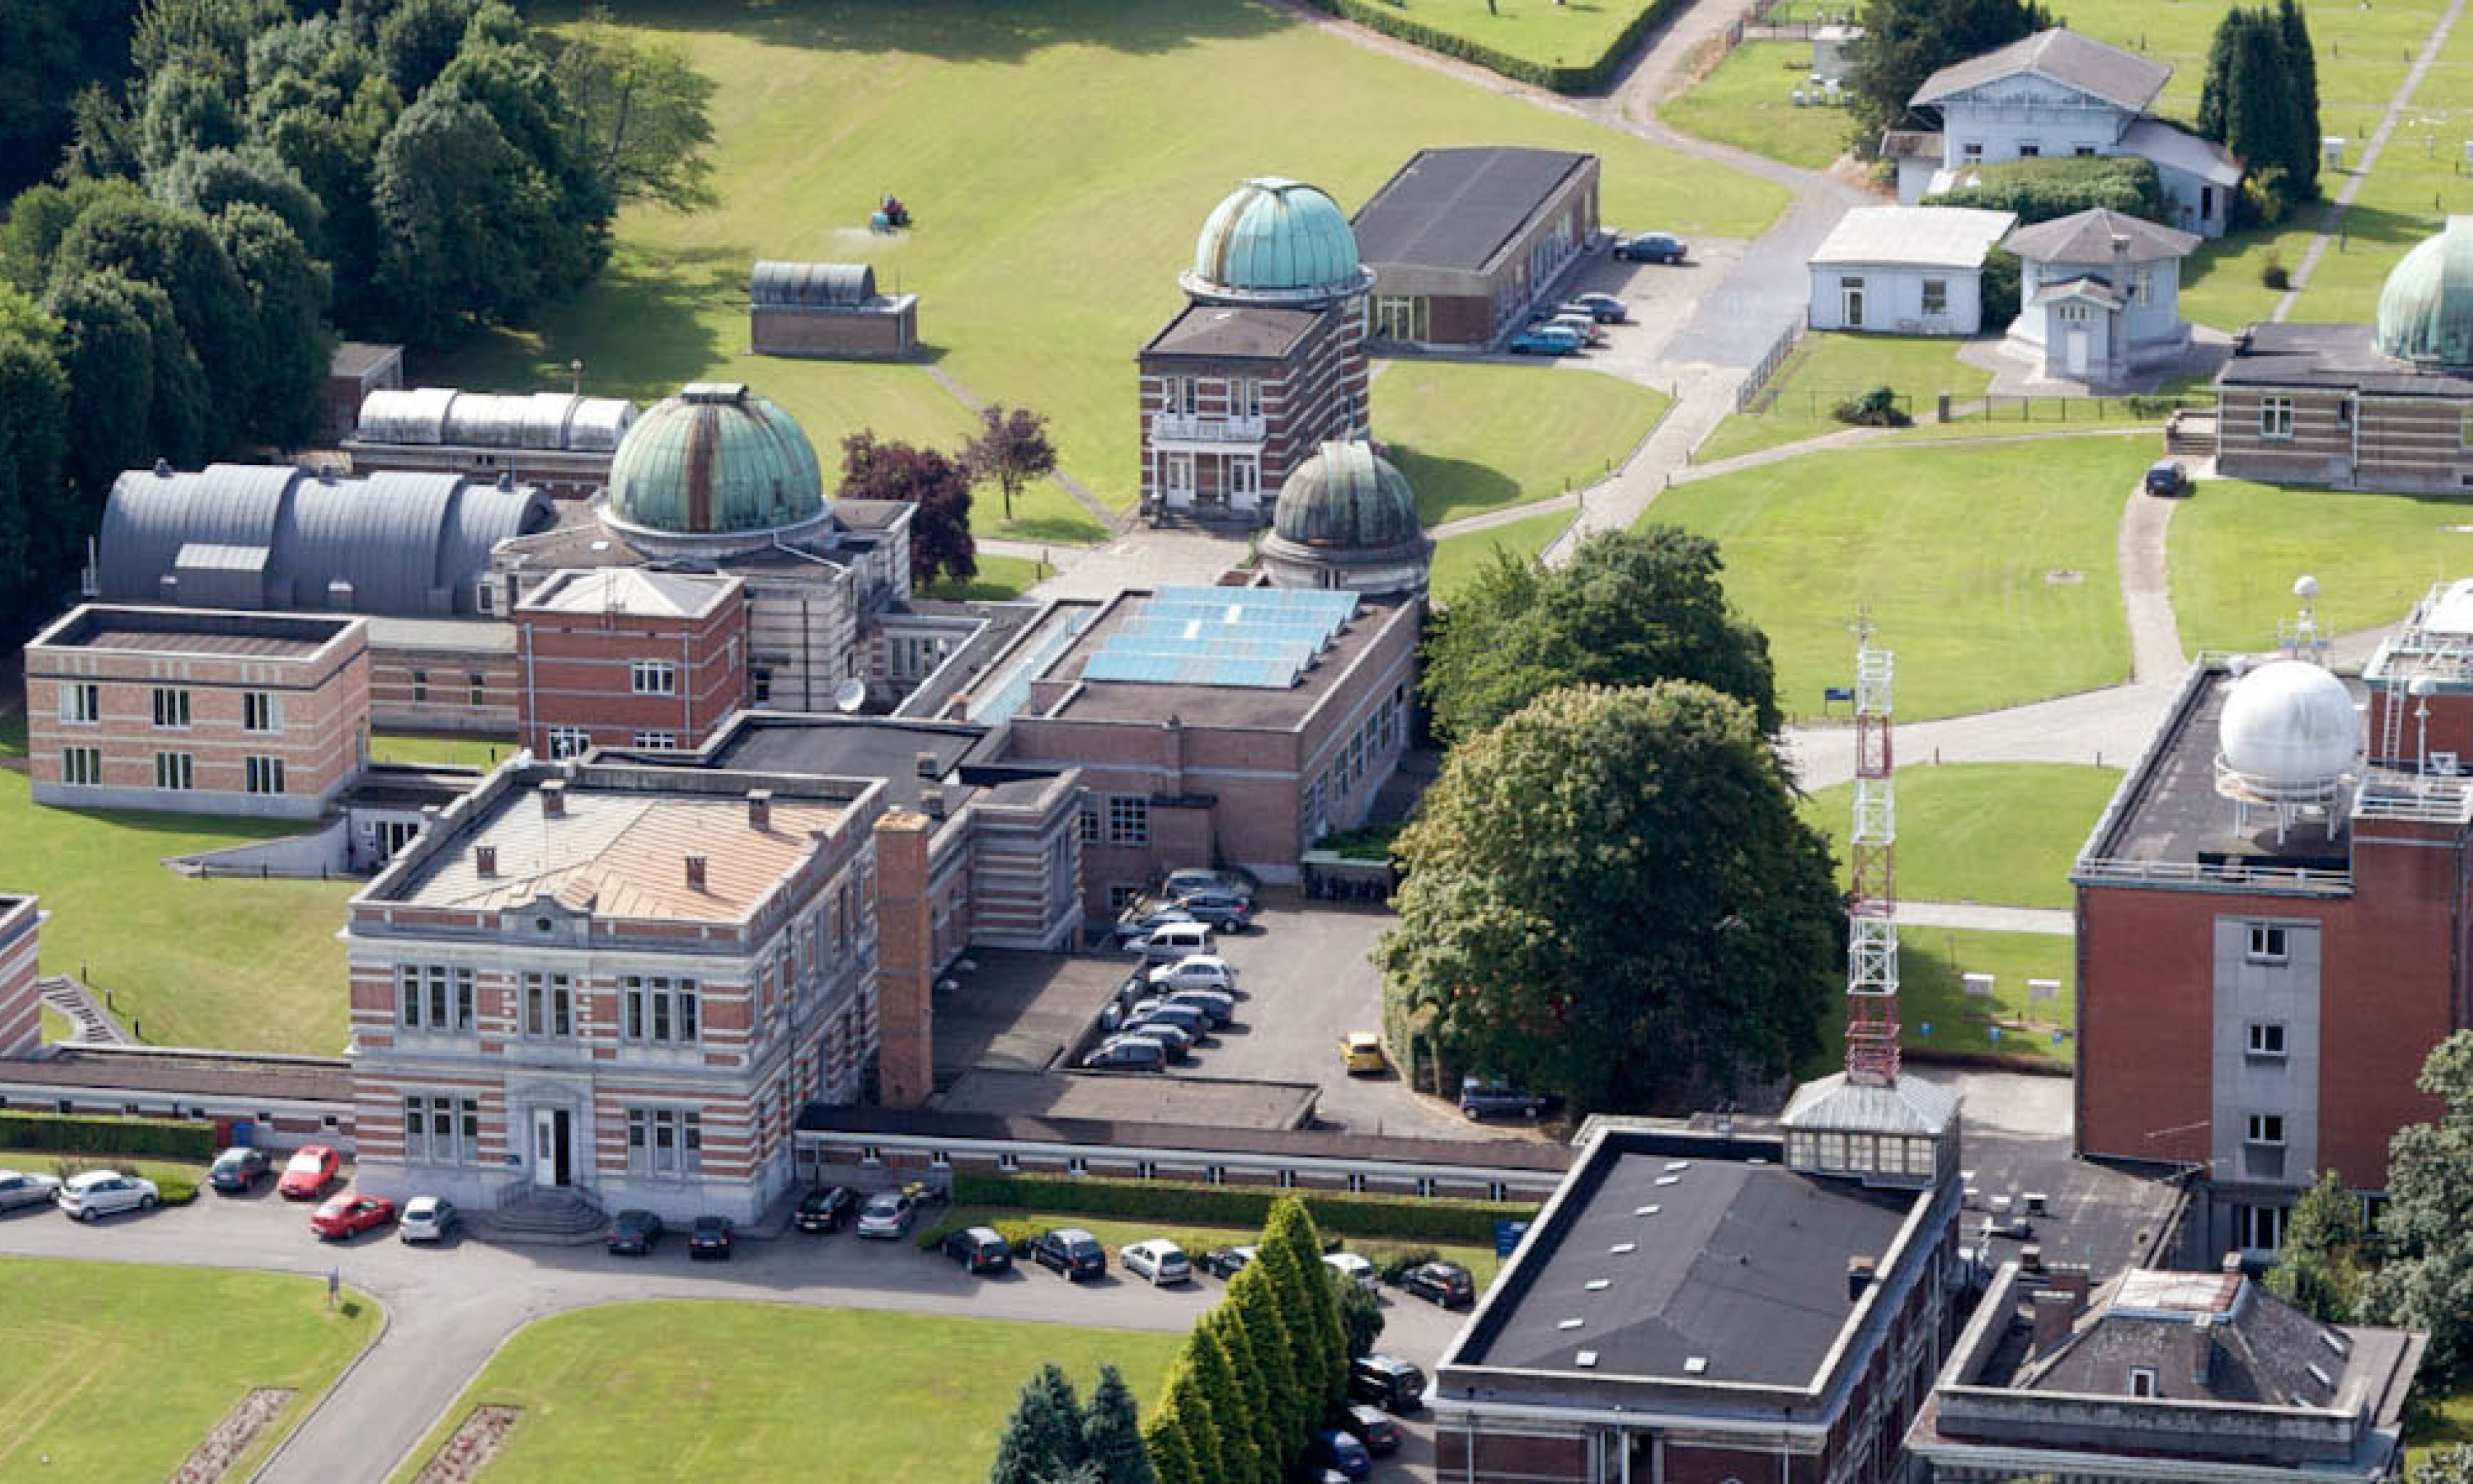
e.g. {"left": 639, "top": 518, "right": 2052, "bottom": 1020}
{"left": 2366, "top": 1031, "right": 2473, "bottom": 1377}
{"left": 0, "top": 177, "right": 148, "bottom": 294}
{"left": 211, "top": 201, "right": 332, "bottom": 448}
{"left": 1138, "top": 1402, "right": 1203, "bottom": 1484}
{"left": 1185, "top": 1326, "right": 1265, "bottom": 1484}
{"left": 1080, "top": 1365, "right": 1154, "bottom": 1484}
{"left": 1420, "top": 527, "right": 1778, "bottom": 745}
{"left": 433, "top": 24, "right": 612, "bottom": 292}
{"left": 0, "top": 0, "right": 140, "bottom": 198}
{"left": 2278, "top": 0, "right": 2322, "bottom": 195}
{"left": 1844, "top": 0, "right": 2053, "bottom": 149}
{"left": 963, "top": 405, "right": 1060, "bottom": 524}
{"left": 1264, "top": 1196, "right": 1348, "bottom": 1414}
{"left": 136, "top": 61, "right": 243, "bottom": 172}
{"left": 2266, "top": 1168, "right": 2366, "bottom": 1322}
{"left": 151, "top": 142, "right": 325, "bottom": 240}
{"left": 46, "top": 193, "right": 254, "bottom": 450}
{"left": 369, "top": 91, "right": 551, "bottom": 343}
{"left": 1150, "top": 1370, "right": 1222, "bottom": 1484}
{"left": 1201, "top": 1309, "right": 1281, "bottom": 1484}
{"left": 0, "top": 286, "right": 73, "bottom": 635}
{"left": 1224, "top": 1264, "right": 1309, "bottom": 1458}
{"left": 248, "top": 22, "right": 400, "bottom": 337}
{"left": 989, "top": 1367, "right": 1084, "bottom": 1484}
{"left": 1376, "top": 682, "right": 1841, "bottom": 1115}
{"left": 374, "top": 0, "right": 476, "bottom": 98}
{"left": 2199, "top": 6, "right": 2321, "bottom": 207}
{"left": 1335, "top": 1272, "right": 1384, "bottom": 1361}
{"left": 547, "top": 11, "right": 720, "bottom": 212}
{"left": 44, "top": 269, "right": 205, "bottom": 500}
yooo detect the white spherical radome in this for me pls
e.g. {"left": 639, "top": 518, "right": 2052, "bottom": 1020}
{"left": 2218, "top": 660, "right": 2357, "bottom": 787}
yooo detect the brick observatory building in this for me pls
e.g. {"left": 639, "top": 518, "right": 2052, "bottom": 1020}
{"left": 2073, "top": 595, "right": 2473, "bottom": 1259}
{"left": 1138, "top": 177, "right": 1372, "bottom": 523}
{"left": 514, "top": 568, "right": 747, "bottom": 758}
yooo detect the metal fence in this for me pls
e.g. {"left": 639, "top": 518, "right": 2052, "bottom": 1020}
{"left": 1735, "top": 320, "right": 1806, "bottom": 413}
{"left": 1731, "top": 387, "right": 2208, "bottom": 426}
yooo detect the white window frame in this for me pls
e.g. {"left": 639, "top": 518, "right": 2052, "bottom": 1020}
{"left": 521, "top": 971, "right": 574, "bottom": 1039}
{"left": 621, "top": 974, "right": 701, "bottom": 1046}
{"left": 2260, "top": 396, "right": 2295, "bottom": 440}
{"left": 2236, "top": 1202, "right": 2287, "bottom": 1253}
{"left": 631, "top": 660, "right": 678, "bottom": 696}
{"left": 244, "top": 755, "right": 286, "bottom": 795}
{"left": 1106, "top": 794, "right": 1149, "bottom": 845}
{"left": 627, "top": 1106, "right": 702, "bottom": 1177}
{"left": 2129, "top": 1367, "right": 2158, "bottom": 1397}
{"left": 2247, "top": 923, "right": 2290, "bottom": 964}
{"left": 1920, "top": 278, "right": 1949, "bottom": 318}
{"left": 2245, "top": 1113, "right": 2287, "bottom": 1147}
{"left": 58, "top": 682, "right": 98, "bottom": 725}
{"left": 403, "top": 1093, "right": 480, "bottom": 1165}
{"left": 547, "top": 726, "right": 592, "bottom": 760}
{"left": 151, "top": 687, "right": 190, "bottom": 729}
{"left": 242, "top": 690, "right": 281, "bottom": 734}
{"left": 154, "top": 751, "right": 193, "bottom": 791}
{"left": 2246, "top": 1021, "right": 2288, "bottom": 1059}
{"left": 632, "top": 731, "right": 678, "bottom": 750}
{"left": 61, "top": 746, "right": 101, "bottom": 786}
{"left": 395, "top": 963, "right": 475, "bottom": 1032}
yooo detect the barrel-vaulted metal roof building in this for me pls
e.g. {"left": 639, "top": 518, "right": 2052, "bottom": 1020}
{"left": 750, "top": 261, "right": 878, "bottom": 308}
{"left": 354, "top": 389, "right": 637, "bottom": 452}
{"left": 96, "top": 463, "right": 554, "bottom": 617}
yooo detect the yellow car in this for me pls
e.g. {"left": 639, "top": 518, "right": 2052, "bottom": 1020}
{"left": 1339, "top": 1032, "right": 1386, "bottom": 1075}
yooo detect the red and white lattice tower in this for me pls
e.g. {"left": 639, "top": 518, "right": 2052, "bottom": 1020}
{"left": 1845, "top": 618, "right": 1901, "bottom": 1085}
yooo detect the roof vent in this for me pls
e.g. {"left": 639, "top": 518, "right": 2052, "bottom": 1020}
{"left": 1683, "top": 1357, "right": 1709, "bottom": 1376}
{"left": 154, "top": 458, "right": 172, "bottom": 477}
{"left": 1556, "top": 1318, "right": 1584, "bottom": 1330}
{"left": 474, "top": 844, "right": 498, "bottom": 877}
{"left": 2319, "top": 1330, "right": 2351, "bottom": 1357}
{"left": 916, "top": 750, "right": 940, "bottom": 778}
{"left": 497, "top": 469, "right": 514, "bottom": 490}
{"left": 920, "top": 786, "right": 947, "bottom": 819}
{"left": 1575, "top": 1350, "right": 1599, "bottom": 1369}
{"left": 1848, "top": 1254, "right": 1878, "bottom": 1302}
{"left": 1634, "top": 1205, "right": 1661, "bottom": 1217}
{"left": 1609, "top": 1242, "right": 1637, "bottom": 1255}
{"left": 1654, "top": 1175, "right": 1680, "bottom": 1187}
{"left": 540, "top": 780, "right": 567, "bottom": 818}
{"left": 2222, "top": 1251, "right": 2246, "bottom": 1274}
{"left": 2306, "top": 1362, "right": 2334, "bottom": 1390}
{"left": 747, "top": 789, "right": 773, "bottom": 832}
{"left": 1585, "top": 1278, "right": 1610, "bottom": 1291}
{"left": 685, "top": 853, "right": 708, "bottom": 891}
{"left": 1665, "top": 1161, "right": 1692, "bottom": 1172}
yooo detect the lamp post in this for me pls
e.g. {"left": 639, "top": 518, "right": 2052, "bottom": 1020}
{"left": 568, "top": 358, "right": 584, "bottom": 395}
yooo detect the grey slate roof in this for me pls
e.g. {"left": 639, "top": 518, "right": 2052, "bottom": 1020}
{"left": 2003, "top": 207, "right": 2200, "bottom": 265}
{"left": 2120, "top": 118, "right": 2243, "bottom": 185}
{"left": 1351, "top": 146, "right": 1594, "bottom": 273}
{"left": 1911, "top": 29, "right": 2171, "bottom": 114}
{"left": 2215, "top": 320, "right": 2473, "bottom": 396}
{"left": 98, "top": 463, "right": 552, "bottom": 618}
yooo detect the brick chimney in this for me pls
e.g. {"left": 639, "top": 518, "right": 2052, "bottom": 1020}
{"left": 747, "top": 789, "right": 773, "bottom": 833}
{"left": 2030, "top": 1288, "right": 2079, "bottom": 1356}
{"left": 684, "top": 853, "right": 708, "bottom": 891}
{"left": 875, "top": 810, "right": 936, "bottom": 1108}
{"left": 541, "top": 779, "right": 566, "bottom": 819}
{"left": 2044, "top": 1261, "right": 2092, "bottom": 1310}
{"left": 474, "top": 844, "right": 497, "bottom": 877}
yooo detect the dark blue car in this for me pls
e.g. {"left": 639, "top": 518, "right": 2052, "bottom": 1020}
{"left": 1305, "top": 1427, "right": 1372, "bottom": 1481}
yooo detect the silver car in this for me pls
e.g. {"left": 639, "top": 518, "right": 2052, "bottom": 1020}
{"left": 854, "top": 1191, "right": 916, "bottom": 1239}
{"left": 56, "top": 1170, "right": 158, "bottom": 1221}
{"left": 399, "top": 1195, "right": 461, "bottom": 1243}
{"left": 0, "top": 1169, "right": 61, "bottom": 1212}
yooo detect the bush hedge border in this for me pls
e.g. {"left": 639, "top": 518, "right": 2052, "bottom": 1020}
{"left": 0, "top": 1110, "right": 216, "bottom": 1161}
{"left": 949, "top": 1171, "right": 1533, "bottom": 1243}
{"left": 1305, "top": 0, "right": 1676, "bottom": 94}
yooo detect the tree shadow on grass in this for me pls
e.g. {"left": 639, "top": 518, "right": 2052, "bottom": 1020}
{"left": 417, "top": 244, "right": 742, "bottom": 402}
{"left": 2324, "top": 200, "right": 2447, "bottom": 251}
{"left": 1386, "top": 445, "right": 1525, "bottom": 528}
{"left": 547, "top": 0, "right": 1288, "bottom": 62}
{"left": 995, "top": 510, "right": 1111, "bottom": 544}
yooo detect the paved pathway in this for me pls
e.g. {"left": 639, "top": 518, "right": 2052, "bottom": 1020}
{"left": 2274, "top": 0, "right": 2472, "bottom": 321}
{"left": 1897, "top": 901, "right": 2073, "bottom": 936}
{"left": 2116, "top": 482, "right": 2186, "bottom": 684}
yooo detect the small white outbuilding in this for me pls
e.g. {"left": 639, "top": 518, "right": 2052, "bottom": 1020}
{"left": 1806, "top": 206, "right": 2018, "bottom": 336}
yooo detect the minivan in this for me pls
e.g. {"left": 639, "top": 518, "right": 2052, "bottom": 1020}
{"left": 1131, "top": 921, "right": 1213, "bottom": 963}
{"left": 1349, "top": 1353, "right": 1428, "bottom": 1413}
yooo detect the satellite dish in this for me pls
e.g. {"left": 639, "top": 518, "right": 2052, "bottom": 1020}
{"left": 832, "top": 678, "right": 868, "bottom": 713}
{"left": 2294, "top": 574, "right": 2321, "bottom": 599}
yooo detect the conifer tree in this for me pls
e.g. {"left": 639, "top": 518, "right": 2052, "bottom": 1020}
{"left": 1080, "top": 1365, "right": 1155, "bottom": 1484}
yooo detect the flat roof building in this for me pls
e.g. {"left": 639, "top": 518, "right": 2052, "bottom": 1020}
{"left": 1808, "top": 206, "right": 2017, "bottom": 336}
{"left": 1355, "top": 146, "right": 1599, "bottom": 349}
{"left": 514, "top": 569, "right": 747, "bottom": 760}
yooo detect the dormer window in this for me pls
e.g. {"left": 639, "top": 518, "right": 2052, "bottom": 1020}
{"left": 2128, "top": 1366, "right": 2158, "bottom": 1397}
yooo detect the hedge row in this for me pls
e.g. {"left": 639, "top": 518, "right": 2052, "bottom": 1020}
{"left": 949, "top": 1171, "right": 1534, "bottom": 1244}
{"left": 0, "top": 1111, "right": 216, "bottom": 1161}
{"left": 1933, "top": 155, "right": 2167, "bottom": 226}
{"left": 1304, "top": 0, "right": 1674, "bottom": 93}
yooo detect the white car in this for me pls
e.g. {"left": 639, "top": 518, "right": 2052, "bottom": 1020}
{"left": 399, "top": 1195, "right": 461, "bottom": 1243}
{"left": 0, "top": 1169, "right": 61, "bottom": 1212}
{"left": 56, "top": 1170, "right": 159, "bottom": 1222}
{"left": 1148, "top": 954, "right": 1239, "bottom": 993}
{"left": 1323, "top": 1252, "right": 1379, "bottom": 1293}
{"left": 1122, "top": 1239, "right": 1193, "bottom": 1286}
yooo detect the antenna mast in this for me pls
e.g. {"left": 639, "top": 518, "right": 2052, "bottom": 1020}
{"left": 1846, "top": 615, "right": 1901, "bottom": 1085}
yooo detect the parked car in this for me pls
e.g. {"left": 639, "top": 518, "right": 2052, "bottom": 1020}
{"left": 855, "top": 1191, "right": 917, "bottom": 1239}
{"left": 1081, "top": 1037, "right": 1168, "bottom": 1073}
{"left": 1339, "top": 1032, "right": 1386, "bottom": 1075}
{"left": 1032, "top": 1227, "right": 1108, "bottom": 1281}
{"left": 1112, "top": 905, "right": 1198, "bottom": 945}
{"left": 206, "top": 1146, "right": 271, "bottom": 1194}
{"left": 56, "top": 1170, "right": 158, "bottom": 1222}
{"left": 1122, "top": 1238, "right": 1192, "bottom": 1286}
{"left": 943, "top": 1225, "right": 1014, "bottom": 1273}
{"left": 1106, "top": 1024, "right": 1191, "bottom": 1063}
{"left": 1163, "top": 868, "right": 1254, "bottom": 903}
{"left": 1349, "top": 1352, "right": 1428, "bottom": 1413}
{"left": 794, "top": 1185, "right": 856, "bottom": 1233}
{"left": 607, "top": 1208, "right": 664, "bottom": 1255}
{"left": 2144, "top": 458, "right": 2192, "bottom": 497}
{"left": 1158, "top": 988, "right": 1235, "bottom": 1029}
{"left": 1199, "top": 1244, "right": 1258, "bottom": 1279}
{"left": 1305, "top": 1427, "right": 1372, "bottom": 1481}
{"left": 311, "top": 1193, "right": 398, "bottom": 1240}
{"left": 1536, "top": 311, "right": 1606, "bottom": 345}
{"left": 0, "top": 1169, "right": 62, "bottom": 1212}
{"left": 1127, "top": 1002, "right": 1209, "bottom": 1042}
{"left": 399, "top": 1195, "right": 460, "bottom": 1244}
{"left": 1130, "top": 921, "right": 1215, "bottom": 963}
{"left": 1148, "top": 954, "right": 1239, "bottom": 995}
{"left": 1614, "top": 230, "right": 1688, "bottom": 263}
{"left": 1166, "top": 889, "right": 1253, "bottom": 930}
{"left": 1342, "top": 1403, "right": 1401, "bottom": 1454}
{"left": 1323, "top": 1252, "right": 1379, "bottom": 1293}
{"left": 1508, "top": 323, "right": 1585, "bottom": 356}
{"left": 1399, "top": 1259, "right": 1476, "bottom": 1308}
{"left": 277, "top": 1144, "right": 341, "bottom": 1199}
{"left": 688, "top": 1214, "right": 734, "bottom": 1259}
{"left": 1460, "top": 1076, "right": 1550, "bottom": 1119}
{"left": 1570, "top": 291, "right": 1628, "bottom": 322}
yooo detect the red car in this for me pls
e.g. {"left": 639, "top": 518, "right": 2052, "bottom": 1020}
{"left": 310, "top": 1193, "right": 397, "bottom": 1240}
{"left": 278, "top": 1145, "right": 341, "bottom": 1200}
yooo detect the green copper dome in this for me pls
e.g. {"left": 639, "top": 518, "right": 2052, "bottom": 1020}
{"left": 2377, "top": 216, "right": 2473, "bottom": 366}
{"left": 605, "top": 383, "right": 824, "bottom": 539}
{"left": 1274, "top": 442, "right": 1420, "bottom": 551}
{"left": 1185, "top": 177, "right": 1372, "bottom": 304}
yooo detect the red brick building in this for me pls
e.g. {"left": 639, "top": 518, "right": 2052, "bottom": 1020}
{"left": 748, "top": 261, "right": 919, "bottom": 361}
{"left": 322, "top": 341, "right": 402, "bottom": 445}
{"left": 1138, "top": 178, "right": 1372, "bottom": 523}
{"left": 0, "top": 895, "right": 40, "bottom": 1060}
{"left": 1354, "top": 146, "right": 1601, "bottom": 349}
{"left": 2073, "top": 630, "right": 2473, "bottom": 1258}
{"left": 514, "top": 569, "right": 748, "bottom": 758}
{"left": 24, "top": 604, "right": 371, "bottom": 819}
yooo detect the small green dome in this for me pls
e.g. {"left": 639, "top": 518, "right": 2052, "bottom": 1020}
{"left": 1187, "top": 177, "right": 1369, "bottom": 303}
{"left": 1274, "top": 442, "right": 1420, "bottom": 550}
{"left": 606, "top": 383, "right": 824, "bottom": 538}
{"left": 2377, "top": 216, "right": 2473, "bottom": 366}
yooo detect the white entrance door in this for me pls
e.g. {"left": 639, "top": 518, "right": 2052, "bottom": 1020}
{"left": 532, "top": 1108, "right": 565, "bottom": 1188}
{"left": 1843, "top": 285, "right": 1865, "bottom": 328}
{"left": 1164, "top": 453, "right": 1195, "bottom": 507}
{"left": 2065, "top": 328, "right": 2090, "bottom": 377}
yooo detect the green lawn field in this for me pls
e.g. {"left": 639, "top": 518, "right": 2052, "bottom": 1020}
{"left": 1653, "top": 435, "right": 2145, "bottom": 720}
{"left": 390, "top": 1303, "right": 1184, "bottom": 1484}
{"left": 1340, "top": 0, "right": 1663, "bottom": 72}
{"left": 1380, "top": 361, "right": 1670, "bottom": 526}
{"left": 455, "top": 0, "right": 1786, "bottom": 540}
{"left": 1797, "top": 763, "right": 2125, "bottom": 910}
{"left": 1697, "top": 333, "right": 1993, "bottom": 464}
{"left": 1657, "top": 40, "right": 1858, "bottom": 171}
{"left": 1805, "top": 927, "right": 2077, "bottom": 1073}
{"left": 369, "top": 731, "right": 515, "bottom": 770}
{"left": 0, "top": 768, "right": 353, "bottom": 1054}
{"left": 922, "top": 551, "right": 1047, "bottom": 601}
{"left": 1428, "top": 507, "right": 1575, "bottom": 601}
{"left": 0, "top": 1259, "right": 378, "bottom": 1482}
{"left": 2167, "top": 477, "right": 2473, "bottom": 651}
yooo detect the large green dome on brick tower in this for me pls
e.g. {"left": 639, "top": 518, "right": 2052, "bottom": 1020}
{"left": 2377, "top": 216, "right": 2473, "bottom": 366}
{"left": 1184, "top": 177, "right": 1375, "bottom": 305}
{"left": 604, "top": 383, "right": 826, "bottom": 545}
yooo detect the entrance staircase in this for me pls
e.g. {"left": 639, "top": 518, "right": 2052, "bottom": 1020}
{"left": 484, "top": 1185, "right": 607, "bottom": 1245}
{"left": 2164, "top": 409, "right": 2218, "bottom": 458}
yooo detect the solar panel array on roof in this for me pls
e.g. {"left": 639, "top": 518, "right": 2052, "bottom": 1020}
{"left": 1083, "top": 586, "right": 1358, "bottom": 689}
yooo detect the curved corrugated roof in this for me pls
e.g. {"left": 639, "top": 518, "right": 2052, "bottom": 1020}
{"left": 98, "top": 464, "right": 295, "bottom": 601}
{"left": 751, "top": 260, "right": 876, "bottom": 306}
{"left": 359, "top": 388, "right": 458, "bottom": 445}
{"left": 357, "top": 387, "right": 639, "bottom": 452}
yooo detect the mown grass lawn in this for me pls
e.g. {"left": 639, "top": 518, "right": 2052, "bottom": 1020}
{"left": 1381, "top": 361, "right": 1670, "bottom": 526}
{"left": 369, "top": 731, "right": 516, "bottom": 771}
{"left": 1427, "top": 507, "right": 1575, "bottom": 601}
{"left": 922, "top": 552, "right": 1048, "bottom": 602}
{"left": 1805, "top": 927, "right": 2077, "bottom": 1074}
{"left": 2167, "top": 477, "right": 2473, "bottom": 651}
{"left": 0, "top": 767, "right": 353, "bottom": 1054}
{"left": 459, "top": 0, "right": 1786, "bottom": 536}
{"left": 1653, "top": 435, "right": 2144, "bottom": 721}
{"left": 1657, "top": 40, "right": 1858, "bottom": 170}
{"left": 1695, "top": 333, "right": 1993, "bottom": 464}
{"left": 0, "top": 1258, "right": 378, "bottom": 1482}
{"left": 1342, "top": 0, "right": 1664, "bottom": 72}
{"left": 2408, "top": 1379, "right": 2473, "bottom": 1472}
{"left": 390, "top": 1302, "right": 1184, "bottom": 1484}
{"left": 1797, "top": 763, "right": 2124, "bottom": 910}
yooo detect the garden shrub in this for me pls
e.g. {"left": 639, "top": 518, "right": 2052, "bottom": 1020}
{"left": 2260, "top": 250, "right": 2289, "bottom": 290}
{"left": 1374, "top": 1245, "right": 1443, "bottom": 1284}
{"left": 949, "top": 1171, "right": 1534, "bottom": 1245}
{"left": 1833, "top": 386, "right": 1911, "bottom": 427}
{"left": 1935, "top": 155, "right": 2167, "bottom": 224}
{"left": 0, "top": 1110, "right": 216, "bottom": 1160}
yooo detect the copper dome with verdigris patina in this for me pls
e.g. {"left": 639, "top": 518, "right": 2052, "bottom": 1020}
{"left": 2377, "top": 216, "right": 2473, "bottom": 366}
{"left": 1261, "top": 441, "right": 1431, "bottom": 598}
{"left": 603, "top": 383, "right": 826, "bottom": 551}
{"left": 1182, "top": 177, "right": 1374, "bottom": 306}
